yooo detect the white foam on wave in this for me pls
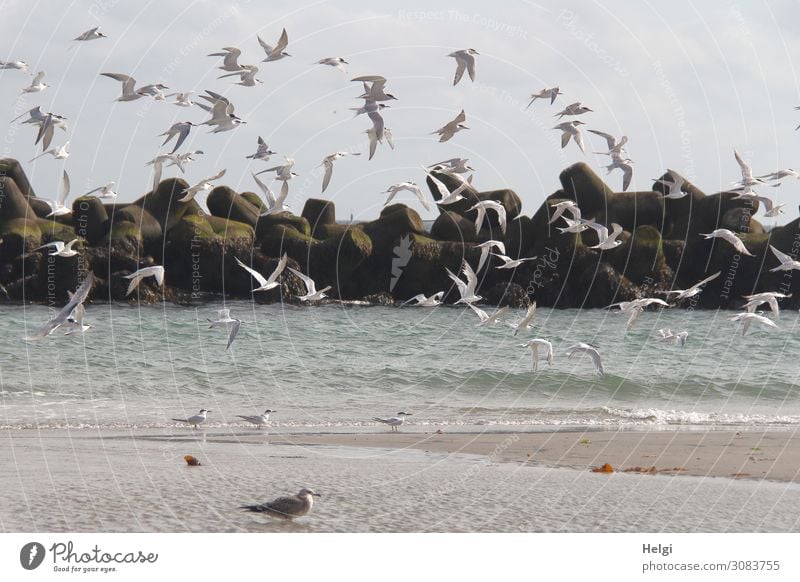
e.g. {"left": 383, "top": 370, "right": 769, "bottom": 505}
{"left": 602, "top": 407, "right": 800, "bottom": 426}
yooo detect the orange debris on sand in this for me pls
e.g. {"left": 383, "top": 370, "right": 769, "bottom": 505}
{"left": 184, "top": 455, "right": 202, "bottom": 466}
{"left": 591, "top": 463, "right": 614, "bottom": 473}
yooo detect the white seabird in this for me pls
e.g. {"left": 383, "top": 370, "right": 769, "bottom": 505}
{"left": 372, "top": 412, "right": 412, "bottom": 432}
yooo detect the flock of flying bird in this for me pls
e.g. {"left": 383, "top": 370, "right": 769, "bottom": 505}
{"left": 6, "top": 22, "right": 800, "bottom": 520}
{"left": 8, "top": 24, "right": 800, "bottom": 374}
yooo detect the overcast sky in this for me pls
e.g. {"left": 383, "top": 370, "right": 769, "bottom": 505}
{"left": 2, "top": 0, "right": 799, "bottom": 223}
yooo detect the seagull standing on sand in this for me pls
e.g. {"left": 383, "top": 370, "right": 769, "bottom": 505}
{"left": 124, "top": 266, "right": 165, "bottom": 296}
{"left": 235, "top": 254, "right": 288, "bottom": 291}
{"left": 372, "top": 412, "right": 411, "bottom": 432}
{"left": 565, "top": 343, "right": 604, "bottom": 375}
{"left": 510, "top": 303, "right": 537, "bottom": 336}
{"left": 241, "top": 488, "right": 320, "bottom": 520}
{"left": 522, "top": 339, "right": 553, "bottom": 371}
{"left": 448, "top": 49, "right": 478, "bottom": 85}
{"left": 700, "top": 229, "right": 754, "bottom": 257}
{"left": 469, "top": 201, "right": 507, "bottom": 234}
{"left": 553, "top": 121, "right": 586, "bottom": 152}
{"left": 207, "top": 309, "right": 242, "bottom": 349}
{"left": 383, "top": 182, "right": 430, "bottom": 211}
{"left": 433, "top": 110, "right": 469, "bottom": 142}
{"left": 321, "top": 152, "right": 360, "bottom": 193}
{"left": 401, "top": 292, "right": 444, "bottom": 307}
{"left": 446, "top": 260, "right": 481, "bottom": 305}
{"left": 236, "top": 409, "right": 277, "bottom": 428}
{"left": 287, "top": 268, "right": 331, "bottom": 302}
{"left": 527, "top": 87, "right": 562, "bottom": 107}
{"left": 178, "top": 169, "right": 226, "bottom": 203}
{"left": 24, "top": 273, "right": 94, "bottom": 340}
{"left": 20, "top": 71, "right": 48, "bottom": 94}
{"left": 172, "top": 409, "right": 211, "bottom": 428}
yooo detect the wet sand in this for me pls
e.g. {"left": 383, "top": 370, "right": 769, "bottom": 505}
{"left": 274, "top": 428, "right": 800, "bottom": 482}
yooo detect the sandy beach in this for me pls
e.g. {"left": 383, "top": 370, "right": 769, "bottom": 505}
{"left": 279, "top": 427, "right": 800, "bottom": 482}
{"left": 2, "top": 426, "right": 800, "bottom": 533}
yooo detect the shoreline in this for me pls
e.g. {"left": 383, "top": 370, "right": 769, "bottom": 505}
{"left": 5, "top": 426, "right": 800, "bottom": 483}
{"left": 270, "top": 428, "right": 800, "bottom": 483}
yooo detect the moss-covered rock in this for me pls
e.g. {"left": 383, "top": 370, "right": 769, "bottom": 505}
{"left": 111, "top": 205, "right": 162, "bottom": 251}
{"left": 431, "top": 211, "right": 479, "bottom": 243}
{"left": 71, "top": 196, "right": 109, "bottom": 245}
{"left": 559, "top": 162, "right": 612, "bottom": 216}
{"left": 207, "top": 186, "right": 261, "bottom": 227}
{"left": 600, "top": 190, "right": 665, "bottom": 232}
{"left": 97, "top": 220, "right": 144, "bottom": 256}
{"left": 0, "top": 176, "right": 36, "bottom": 221}
{"left": 134, "top": 178, "right": 200, "bottom": 232}
{"left": 302, "top": 198, "right": 336, "bottom": 238}
{"left": 255, "top": 212, "right": 311, "bottom": 240}
{"left": 478, "top": 188, "right": 522, "bottom": 222}
{"left": 0, "top": 158, "right": 35, "bottom": 198}
{"left": 611, "top": 225, "right": 668, "bottom": 284}
{"left": 0, "top": 217, "right": 42, "bottom": 262}
{"left": 240, "top": 191, "right": 267, "bottom": 212}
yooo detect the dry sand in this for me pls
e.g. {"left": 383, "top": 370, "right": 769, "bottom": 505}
{"left": 272, "top": 428, "right": 800, "bottom": 482}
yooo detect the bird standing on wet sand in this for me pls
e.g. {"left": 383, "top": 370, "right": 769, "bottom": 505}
{"left": 241, "top": 488, "right": 320, "bottom": 520}
{"left": 172, "top": 409, "right": 211, "bottom": 428}
{"left": 372, "top": 412, "right": 412, "bottom": 432}
{"left": 236, "top": 409, "right": 277, "bottom": 428}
